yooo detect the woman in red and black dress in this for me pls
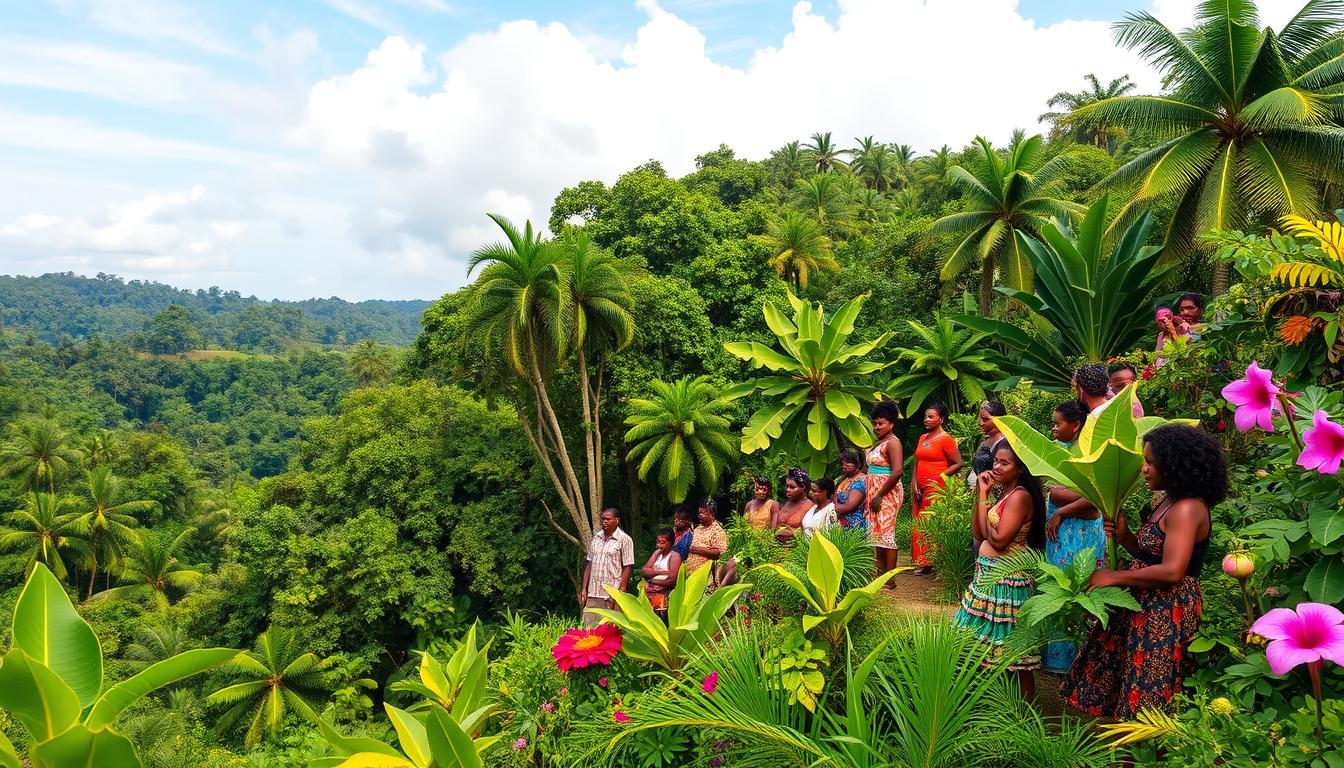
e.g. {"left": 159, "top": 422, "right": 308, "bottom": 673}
{"left": 1061, "top": 424, "right": 1228, "bottom": 719}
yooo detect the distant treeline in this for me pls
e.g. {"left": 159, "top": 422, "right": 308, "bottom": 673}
{"left": 0, "top": 272, "right": 431, "bottom": 350}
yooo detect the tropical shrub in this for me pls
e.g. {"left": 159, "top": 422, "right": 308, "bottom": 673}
{"left": 723, "top": 292, "right": 892, "bottom": 477}
{"left": 885, "top": 316, "right": 1005, "bottom": 416}
{"left": 914, "top": 479, "right": 978, "bottom": 604}
{"left": 955, "top": 195, "right": 1173, "bottom": 390}
{"left": 623, "top": 375, "right": 736, "bottom": 504}
{"left": 0, "top": 564, "right": 236, "bottom": 767}
{"left": 590, "top": 563, "right": 750, "bottom": 672}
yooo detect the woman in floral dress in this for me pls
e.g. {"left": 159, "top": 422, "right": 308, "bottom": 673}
{"left": 834, "top": 450, "right": 868, "bottom": 529}
{"left": 866, "top": 399, "right": 905, "bottom": 582}
{"left": 1061, "top": 425, "right": 1227, "bottom": 719}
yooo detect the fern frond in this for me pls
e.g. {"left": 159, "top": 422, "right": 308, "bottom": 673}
{"left": 1281, "top": 213, "right": 1344, "bottom": 260}
{"left": 1270, "top": 260, "right": 1344, "bottom": 287}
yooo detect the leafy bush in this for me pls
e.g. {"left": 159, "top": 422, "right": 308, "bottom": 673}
{"left": 915, "top": 479, "right": 977, "bottom": 604}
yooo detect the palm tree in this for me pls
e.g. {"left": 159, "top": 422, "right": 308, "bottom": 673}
{"left": 206, "top": 626, "right": 329, "bottom": 748}
{"left": 89, "top": 529, "right": 203, "bottom": 611}
{"left": 0, "top": 416, "right": 82, "bottom": 494}
{"left": 753, "top": 211, "right": 838, "bottom": 289}
{"left": 804, "top": 132, "right": 847, "bottom": 174}
{"left": 885, "top": 316, "right": 1006, "bottom": 416}
{"left": 563, "top": 232, "right": 637, "bottom": 521}
{"left": 84, "top": 429, "right": 121, "bottom": 467}
{"left": 348, "top": 340, "right": 396, "bottom": 387}
{"left": 0, "top": 492, "right": 87, "bottom": 581}
{"left": 849, "top": 139, "right": 900, "bottom": 192}
{"left": 78, "top": 465, "right": 152, "bottom": 599}
{"left": 123, "top": 621, "right": 196, "bottom": 672}
{"left": 770, "top": 140, "right": 810, "bottom": 187}
{"left": 892, "top": 143, "right": 916, "bottom": 188}
{"left": 933, "top": 133, "right": 1083, "bottom": 315}
{"left": 851, "top": 187, "right": 892, "bottom": 224}
{"left": 792, "top": 174, "right": 852, "bottom": 237}
{"left": 1071, "top": 0, "right": 1344, "bottom": 293}
{"left": 1039, "top": 73, "right": 1137, "bottom": 149}
{"left": 623, "top": 376, "right": 736, "bottom": 504}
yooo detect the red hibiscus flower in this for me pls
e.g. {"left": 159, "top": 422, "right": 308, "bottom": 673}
{"left": 551, "top": 624, "right": 622, "bottom": 672}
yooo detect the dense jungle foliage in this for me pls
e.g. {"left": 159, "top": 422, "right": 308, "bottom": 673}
{"left": 2, "top": 1, "right": 1344, "bottom": 765}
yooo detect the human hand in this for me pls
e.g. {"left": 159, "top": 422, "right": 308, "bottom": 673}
{"left": 1088, "top": 570, "right": 1117, "bottom": 589}
{"left": 976, "top": 470, "right": 994, "bottom": 495}
{"left": 1045, "top": 513, "right": 1062, "bottom": 542}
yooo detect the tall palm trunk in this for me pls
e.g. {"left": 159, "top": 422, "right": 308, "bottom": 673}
{"left": 1212, "top": 261, "right": 1230, "bottom": 297}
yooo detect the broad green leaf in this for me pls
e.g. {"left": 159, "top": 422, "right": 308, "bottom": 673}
{"left": 426, "top": 706, "right": 484, "bottom": 768}
{"left": 12, "top": 563, "right": 103, "bottom": 710}
{"left": 754, "top": 564, "right": 823, "bottom": 614}
{"left": 741, "top": 404, "right": 790, "bottom": 453}
{"left": 763, "top": 301, "right": 798, "bottom": 337}
{"left": 992, "top": 416, "right": 1074, "bottom": 486}
{"left": 1077, "top": 384, "right": 1138, "bottom": 453}
{"left": 836, "top": 414, "right": 874, "bottom": 448}
{"left": 86, "top": 647, "right": 238, "bottom": 729}
{"left": 334, "top": 755, "right": 416, "bottom": 768}
{"left": 807, "top": 531, "right": 845, "bottom": 609}
{"left": 0, "top": 732, "right": 18, "bottom": 768}
{"left": 1016, "top": 593, "right": 1069, "bottom": 628}
{"left": 308, "top": 713, "right": 404, "bottom": 759}
{"left": 1305, "top": 555, "right": 1344, "bottom": 604}
{"left": 30, "top": 724, "right": 139, "bottom": 768}
{"left": 1091, "top": 587, "right": 1141, "bottom": 612}
{"left": 1308, "top": 505, "right": 1344, "bottom": 546}
{"left": 385, "top": 705, "right": 431, "bottom": 768}
{"left": 722, "top": 342, "right": 799, "bottom": 371}
{"left": 0, "top": 649, "right": 80, "bottom": 742}
{"left": 822, "top": 389, "right": 862, "bottom": 420}
{"left": 806, "top": 401, "right": 830, "bottom": 451}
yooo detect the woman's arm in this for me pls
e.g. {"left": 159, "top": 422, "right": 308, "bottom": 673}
{"left": 942, "top": 437, "right": 965, "bottom": 477}
{"left": 1103, "top": 510, "right": 1141, "bottom": 557}
{"left": 1094, "top": 501, "right": 1204, "bottom": 590}
{"left": 639, "top": 551, "right": 661, "bottom": 579}
{"left": 984, "top": 489, "right": 1031, "bottom": 551}
{"left": 972, "top": 471, "right": 993, "bottom": 542}
{"left": 650, "top": 553, "right": 681, "bottom": 585}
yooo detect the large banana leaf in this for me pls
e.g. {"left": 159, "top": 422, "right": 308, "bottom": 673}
{"left": 30, "top": 724, "right": 139, "bottom": 768}
{"left": 0, "top": 649, "right": 80, "bottom": 742}
{"left": 85, "top": 647, "right": 239, "bottom": 729}
{"left": 12, "top": 562, "right": 103, "bottom": 709}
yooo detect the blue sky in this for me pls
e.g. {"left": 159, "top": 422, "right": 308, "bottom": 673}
{"left": 0, "top": 0, "right": 1302, "bottom": 300}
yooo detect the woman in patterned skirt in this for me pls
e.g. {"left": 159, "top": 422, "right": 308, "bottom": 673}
{"left": 865, "top": 399, "right": 905, "bottom": 584}
{"left": 1061, "top": 425, "right": 1227, "bottom": 719}
{"left": 954, "top": 441, "right": 1047, "bottom": 700}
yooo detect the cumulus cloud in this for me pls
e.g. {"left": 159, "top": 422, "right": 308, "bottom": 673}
{"left": 292, "top": 0, "right": 1157, "bottom": 287}
{"left": 0, "top": 185, "right": 248, "bottom": 272}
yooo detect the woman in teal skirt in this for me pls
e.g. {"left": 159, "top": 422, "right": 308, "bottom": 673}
{"left": 1042, "top": 400, "right": 1107, "bottom": 673}
{"left": 955, "top": 441, "right": 1047, "bottom": 700}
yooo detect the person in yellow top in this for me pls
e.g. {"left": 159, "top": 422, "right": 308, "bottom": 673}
{"left": 684, "top": 498, "right": 727, "bottom": 588}
{"left": 742, "top": 476, "right": 780, "bottom": 530}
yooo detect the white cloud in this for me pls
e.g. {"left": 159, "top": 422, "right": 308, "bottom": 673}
{"left": 0, "top": 109, "right": 281, "bottom": 167}
{"left": 0, "top": 185, "right": 246, "bottom": 272}
{"left": 50, "top": 0, "right": 240, "bottom": 56}
{"left": 291, "top": 0, "right": 1155, "bottom": 291}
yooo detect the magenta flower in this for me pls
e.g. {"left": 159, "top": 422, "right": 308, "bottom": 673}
{"left": 512, "top": 738, "right": 528, "bottom": 751}
{"left": 597, "top": 676, "right": 608, "bottom": 688}
{"left": 541, "top": 701, "right": 554, "bottom": 712}
{"left": 613, "top": 710, "right": 630, "bottom": 723}
{"left": 1298, "top": 410, "right": 1344, "bottom": 475}
{"left": 1221, "top": 361, "right": 1281, "bottom": 432}
{"left": 701, "top": 671, "right": 719, "bottom": 694}
{"left": 1251, "top": 602, "right": 1344, "bottom": 675}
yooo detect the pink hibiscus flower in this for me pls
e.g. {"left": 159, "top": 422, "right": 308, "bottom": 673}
{"left": 1221, "top": 361, "right": 1281, "bottom": 432}
{"left": 1250, "top": 603, "right": 1344, "bottom": 676}
{"left": 1298, "top": 410, "right": 1344, "bottom": 475}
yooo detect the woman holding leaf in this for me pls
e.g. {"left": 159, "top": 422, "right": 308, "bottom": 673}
{"left": 955, "top": 441, "right": 1047, "bottom": 699}
{"left": 1061, "top": 425, "right": 1228, "bottom": 719}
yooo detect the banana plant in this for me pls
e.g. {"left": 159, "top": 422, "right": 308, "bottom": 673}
{"left": 755, "top": 529, "right": 903, "bottom": 651}
{"left": 591, "top": 562, "right": 750, "bottom": 672}
{"left": 307, "top": 627, "right": 499, "bottom": 768}
{"left": 0, "top": 564, "right": 237, "bottom": 768}
{"left": 723, "top": 291, "right": 893, "bottom": 477}
{"left": 954, "top": 195, "right": 1173, "bottom": 390}
{"left": 992, "top": 383, "right": 1192, "bottom": 568}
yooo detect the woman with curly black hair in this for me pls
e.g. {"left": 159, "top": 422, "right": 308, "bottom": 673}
{"left": 866, "top": 399, "right": 905, "bottom": 582}
{"left": 1061, "top": 424, "right": 1228, "bottom": 720}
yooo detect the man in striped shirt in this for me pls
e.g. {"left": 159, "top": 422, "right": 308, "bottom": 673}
{"left": 579, "top": 508, "right": 634, "bottom": 628}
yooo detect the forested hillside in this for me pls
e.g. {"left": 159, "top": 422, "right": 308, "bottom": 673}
{"left": 0, "top": 272, "right": 430, "bottom": 349}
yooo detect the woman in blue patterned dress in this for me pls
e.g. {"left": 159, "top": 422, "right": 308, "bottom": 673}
{"left": 1042, "top": 400, "right": 1107, "bottom": 673}
{"left": 834, "top": 450, "right": 868, "bottom": 529}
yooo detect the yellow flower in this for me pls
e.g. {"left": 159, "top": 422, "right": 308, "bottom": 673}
{"left": 1208, "top": 697, "right": 1236, "bottom": 717}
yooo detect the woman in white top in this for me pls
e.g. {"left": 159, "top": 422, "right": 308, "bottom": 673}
{"left": 802, "top": 478, "right": 838, "bottom": 539}
{"left": 640, "top": 528, "right": 682, "bottom": 622}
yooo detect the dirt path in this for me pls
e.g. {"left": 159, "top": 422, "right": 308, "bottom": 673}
{"left": 880, "top": 570, "right": 1069, "bottom": 718}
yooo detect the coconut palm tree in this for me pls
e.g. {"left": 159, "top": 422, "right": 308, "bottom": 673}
{"left": 89, "top": 529, "right": 203, "bottom": 612}
{"left": 0, "top": 416, "right": 82, "bottom": 494}
{"left": 123, "top": 621, "right": 196, "bottom": 672}
{"left": 206, "top": 625, "right": 329, "bottom": 748}
{"left": 0, "top": 491, "right": 87, "bottom": 581}
{"left": 885, "top": 316, "right": 1006, "bottom": 416}
{"left": 754, "top": 211, "right": 838, "bottom": 289}
{"left": 1070, "top": 0, "right": 1344, "bottom": 293}
{"left": 623, "top": 376, "right": 737, "bottom": 504}
{"left": 84, "top": 429, "right": 121, "bottom": 467}
{"left": 792, "top": 174, "right": 852, "bottom": 237}
{"left": 804, "top": 132, "right": 848, "bottom": 174}
{"left": 1039, "top": 73, "right": 1137, "bottom": 149}
{"left": 933, "top": 133, "right": 1083, "bottom": 315}
{"left": 770, "top": 140, "right": 810, "bottom": 187}
{"left": 892, "top": 143, "right": 916, "bottom": 188}
{"left": 348, "top": 340, "right": 396, "bottom": 387}
{"left": 851, "top": 187, "right": 893, "bottom": 224}
{"left": 78, "top": 465, "right": 152, "bottom": 599}
{"left": 563, "top": 232, "right": 637, "bottom": 520}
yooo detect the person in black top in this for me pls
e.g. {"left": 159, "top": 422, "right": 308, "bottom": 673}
{"left": 1061, "top": 425, "right": 1228, "bottom": 719}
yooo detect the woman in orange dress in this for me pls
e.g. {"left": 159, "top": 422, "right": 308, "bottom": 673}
{"left": 865, "top": 399, "right": 905, "bottom": 581}
{"left": 911, "top": 403, "right": 964, "bottom": 574}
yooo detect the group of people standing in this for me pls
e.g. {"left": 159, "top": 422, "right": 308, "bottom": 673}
{"left": 952, "top": 361, "right": 1229, "bottom": 721}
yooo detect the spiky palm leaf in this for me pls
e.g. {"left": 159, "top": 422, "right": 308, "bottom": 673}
{"left": 933, "top": 134, "right": 1085, "bottom": 314}
{"left": 885, "top": 316, "right": 1005, "bottom": 416}
{"left": 753, "top": 211, "right": 838, "bottom": 289}
{"left": 0, "top": 416, "right": 83, "bottom": 494}
{"left": 804, "top": 131, "right": 848, "bottom": 174}
{"left": 0, "top": 491, "right": 87, "bottom": 582}
{"left": 79, "top": 465, "right": 152, "bottom": 599}
{"left": 623, "top": 376, "right": 737, "bottom": 503}
{"left": 89, "top": 528, "right": 203, "bottom": 612}
{"left": 1071, "top": 0, "right": 1344, "bottom": 290}
{"left": 1101, "top": 706, "right": 1188, "bottom": 746}
{"left": 1040, "top": 73, "right": 1138, "bottom": 148}
{"left": 566, "top": 231, "right": 637, "bottom": 355}
{"left": 1269, "top": 212, "right": 1344, "bottom": 286}
{"left": 206, "top": 626, "right": 329, "bottom": 749}
{"left": 791, "top": 175, "right": 852, "bottom": 238}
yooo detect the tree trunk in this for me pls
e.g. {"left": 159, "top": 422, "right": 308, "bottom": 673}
{"left": 626, "top": 456, "right": 641, "bottom": 543}
{"left": 87, "top": 562, "right": 97, "bottom": 601}
{"left": 979, "top": 257, "right": 995, "bottom": 316}
{"left": 1212, "top": 261, "right": 1230, "bottom": 297}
